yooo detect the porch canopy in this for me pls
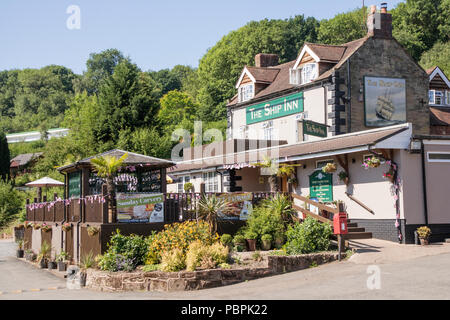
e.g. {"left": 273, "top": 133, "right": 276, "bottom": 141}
{"left": 57, "top": 149, "right": 175, "bottom": 198}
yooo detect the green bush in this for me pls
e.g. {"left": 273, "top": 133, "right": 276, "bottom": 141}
{"left": 97, "top": 230, "right": 148, "bottom": 271}
{"left": 185, "top": 240, "right": 229, "bottom": 271}
{"left": 284, "top": 218, "right": 332, "bottom": 254}
{"left": 0, "top": 180, "right": 24, "bottom": 229}
{"left": 244, "top": 230, "right": 257, "bottom": 240}
{"left": 261, "top": 234, "right": 272, "bottom": 241}
{"left": 142, "top": 264, "right": 161, "bottom": 272}
{"left": 220, "top": 233, "right": 232, "bottom": 245}
{"left": 242, "top": 205, "right": 285, "bottom": 243}
{"left": 233, "top": 234, "right": 245, "bottom": 244}
{"left": 160, "top": 248, "right": 186, "bottom": 272}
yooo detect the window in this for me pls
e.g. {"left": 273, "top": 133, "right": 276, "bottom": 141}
{"left": 316, "top": 159, "right": 334, "bottom": 169}
{"left": 429, "top": 90, "right": 435, "bottom": 104}
{"left": 427, "top": 152, "right": 450, "bottom": 162}
{"left": 435, "top": 91, "right": 444, "bottom": 105}
{"left": 203, "top": 172, "right": 218, "bottom": 192}
{"left": 301, "top": 63, "right": 317, "bottom": 84}
{"left": 239, "top": 125, "right": 248, "bottom": 139}
{"left": 238, "top": 84, "right": 254, "bottom": 103}
{"left": 446, "top": 91, "right": 450, "bottom": 105}
{"left": 262, "top": 120, "right": 274, "bottom": 140}
{"left": 177, "top": 176, "right": 190, "bottom": 193}
{"left": 289, "top": 68, "right": 301, "bottom": 85}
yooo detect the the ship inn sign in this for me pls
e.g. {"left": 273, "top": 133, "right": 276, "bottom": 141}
{"left": 246, "top": 92, "right": 304, "bottom": 125}
{"left": 364, "top": 76, "right": 406, "bottom": 127}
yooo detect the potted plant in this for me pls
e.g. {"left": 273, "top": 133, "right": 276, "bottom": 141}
{"left": 220, "top": 233, "right": 233, "bottom": 251}
{"left": 416, "top": 226, "right": 431, "bottom": 245}
{"left": 41, "top": 223, "right": 52, "bottom": 233}
{"left": 183, "top": 182, "right": 194, "bottom": 193}
{"left": 33, "top": 223, "right": 41, "bottom": 230}
{"left": 48, "top": 258, "right": 57, "bottom": 270}
{"left": 79, "top": 252, "right": 95, "bottom": 287}
{"left": 274, "top": 233, "right": 285, "bottom": 249}
{"left": 62, "top": 223, "right": 72, "bottom": 232}
{"left": 233, "top": 234, "right": 246, "bottom": 252}
{"left": 363, "top": 156, "right": 381, "bottom": 168}
{"left": 338, "top": 171, "right": 349, "bottom": 184}
{"left": 56, "top": 251, "right": 70, "bottom": 271}
{"left": 16, "top": 239, "right": 26, "bottom": 258}
{"left": 322, "top": 163, "right": 337, "bottom": 173}
{"left": 245, "top": 231, "right": 258, "bottom": 251}
{"left": 87, "top": 226, "right": 100, "bottom": 237}
{"left": 261, "top": 234, "right": 272, "bottom": 251}
{"left": 25, "top": 249, "right": 34, "bottom": 261}
{"left": 37, "top": 241, "right": 51, "bottom": 269}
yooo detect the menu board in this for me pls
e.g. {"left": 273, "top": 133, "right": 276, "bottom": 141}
{"left": 309, "top": 171, "right": 333, "bottom": 202}
{"left": 116, "top": 193, "right": 164, "bottom": 223}
{"left": 217, "top": 193, "right": 253, "bottom": 220}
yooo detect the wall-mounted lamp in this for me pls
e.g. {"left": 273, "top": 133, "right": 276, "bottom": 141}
{"left": 303, "top": 164, "right": 307, "bottom": 169}
{"left": 352, "top": 158, "right": 356, "bottom": 163}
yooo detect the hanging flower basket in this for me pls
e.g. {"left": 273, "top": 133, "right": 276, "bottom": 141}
{"left": 33, "top": 223, "right": 41, "bottom": 230}
{"left": 41, "top": 223, "right": 52, "bottom": 232}
{"left": 383, "top": 168, "right": 395, "bottom": 183}
{"left": 87, "top": 226, "right": 100, "bottom": 237}
{"left": 338, "top": 171, "right": 349, "bottom": 184}
{"left": 62, "top": 223, "right": 72, "bottom": 232}
{"left": 362, "top": 157, "right": 381, "bottom": 169}
{"left": 322, "top": 163, "right": 337, "bottom": 173}
{"left": 24, "top": 221, "right": 32, "bottom": 229}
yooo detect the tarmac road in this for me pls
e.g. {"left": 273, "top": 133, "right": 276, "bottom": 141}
{"left": 1, "top": 238, "right": 450, "bottom": 300}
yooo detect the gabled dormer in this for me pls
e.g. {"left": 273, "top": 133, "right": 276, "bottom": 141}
{"left": 235, "top": 54, "right": 280, "bottom": 103}
{"left": 427, "top": 66, "right": 450, "bottom": 107}
{"left": 290, "top": 43, "right": 346, "bottom": 85}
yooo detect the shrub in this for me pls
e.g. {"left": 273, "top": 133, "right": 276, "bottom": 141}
{"left": 145, "top": 220, "right": 218, "bottom": 265}
{"left": 416, "top": 226, "right": 431, "bottom": 239}
{"left": 97, "top": 230, "right": 148, "bottom": 271}
{"left": 244, "top": 230, "right": 257, "bottom": 240}
{"left": 0, "top": 181, "right": 23, "bottom": 229}
{"left": 284, "top": 217, "right": 332, "bottom": 254}
{"left": 261, "top": 234, "right": 272, "bottom": 242}
{"left": 160, "top": 248, "right": 186, "bottom": 272}
{"left": 242, "top": 205, "right": 285, "bottom": 243}
{"left": 220, "top": 233, "right": 232, "bottom": 245}
{"left": 185, "top": 240, "right": 229, "bottom": 271}
{"left": 233, "top": 234, "right": 245, "bottom": 244}
{"left": 142, "top": 264, "right": 160, "bottom": 272}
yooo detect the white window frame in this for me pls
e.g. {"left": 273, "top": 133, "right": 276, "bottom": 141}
{"left": 262, "top": 120, "right": 274, "bottom": 140}
{"left": 435, "top": 90, "right": 444, "bottom": 105}
{"left": 301, "top": 63, "right": 318, "bottom": 85}
{"left": 177, "top": 175, "right": 190, "bottom": 193}
{"left": 202, "top": 172, "right": 219, "bottom": 192}
{"left": 238, "top": 84, "right": 254, "bottom": 103}
{"left": 427, "top": 152, "right": 450, "bottom": 163}
{"left": 429, "top": 90, "right": 435, "bottom": 104}
{"left": 289, "top": 68, "right": 301, "bottom": 85}
{"left": 446, "top": 91, "right": 450, "bottom": 105}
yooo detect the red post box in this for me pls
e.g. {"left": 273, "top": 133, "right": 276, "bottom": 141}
{"left": 333, "top": 212, "right": 348, "bottom": 235}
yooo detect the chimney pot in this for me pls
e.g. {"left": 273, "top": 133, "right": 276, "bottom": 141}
{"left": 367, "top": 3, "right": 392, "bottom": 39}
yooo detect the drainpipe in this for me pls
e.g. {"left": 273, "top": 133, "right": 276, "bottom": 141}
{"left": 346, "top": 60, "right": 352, "bottom": 133}
{"left": 75, "top": 166, "right": 83, "bottom": 263}
{"left": 61, "top": 172, "right": 67, "bottom": 251}
{"left": 420, "top": 140, "right": 429, "bottom": 226}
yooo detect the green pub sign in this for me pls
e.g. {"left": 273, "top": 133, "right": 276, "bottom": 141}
{"left": 309, "top": 170, "right": 333, "bottom": 202}
{"left": 303, "top": 120, "right": 327, "bottom": 138}
{"left": 68, "top": 171, "right": 81, "bottom": 198}
{"left": 246, "top": 92, "right": 304, "bottom": 125}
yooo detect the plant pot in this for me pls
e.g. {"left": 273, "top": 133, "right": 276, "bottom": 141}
{"left": 79, "top": 272, "right": 87, "bottom": 287}
{"left": 16, "top": 249, "right": 24, "bottom": 258}
{"left": 58, "top": 261, "right": 67, "bottom": 271}
{"left": 48, "top": 261, "right": 57, "bottom": 270}
{"left": 39, "top": 259, "right": 48, "bottom": 269}
{"left": 420, "top": 238, "right": 429, "bottom": 245}
{"left": 246, "top": 239, "right": 257, "bottom": 251}
{"left": 261, "top": 240, "right": 271, "bottom": 251}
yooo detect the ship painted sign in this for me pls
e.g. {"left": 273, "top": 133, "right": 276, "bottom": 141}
{"left": 364, "top": 76, "right": 406, "bottom": 127}
{"left": 246, "top": 92, "right": 304, "bottom": 124}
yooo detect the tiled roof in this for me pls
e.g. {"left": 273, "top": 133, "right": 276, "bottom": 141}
{"left": 58, "top": 149, "right": 175, "bottom": 172}
{"left": 303, "top": 43, "right": 347, "bottom": 62}
{"left": 10, "top": 152, "right": 43, "bottom": 167}
{"left": 426, "top": 66, "right": 437, "bottom": 75}
{"left": 169, "top": 125, "right": 408, "bottom": 173}
{"left": 430, "top": 107, "right": 450, "bottom": 126}
{"left": 246, "top": 66, "right": 280, "bottom": 83}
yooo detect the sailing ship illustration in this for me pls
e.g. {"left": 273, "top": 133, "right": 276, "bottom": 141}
{"left": 375, "top": 88, "right": 395, "bottom": 121}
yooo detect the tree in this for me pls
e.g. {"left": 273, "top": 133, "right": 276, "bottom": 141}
{"left": 90, "top": 153, "right": 128, "bottom": 223}
{"left": 117, "top": 128, "right": 174, "bottom": 159}
{"left": 158, "top": 90, "right": 197, "bottom": 130}
{"left": 195, "top": 16, "right": 319, "bottom": 121}
{"left": 0, "top": 180, "right": 23, "bottom": 228}
{"left": 0, "top": 132, "right": 10, "bottom": 181}
{"left": 198, "top": 194, "right": 231, "bottom": 234}
{"left": 317, "top": 7, "right": 367, "bottom": 45}
{"left": 420, "top": 41, "right": 450, "bottom": 77}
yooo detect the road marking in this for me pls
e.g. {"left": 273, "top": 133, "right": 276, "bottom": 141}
{"left": 47, "top": 287, "right": 58, "bottom": 290}
{"left": 11, "top": 290, "right": 22, "bottom": 294}
{"left": 29, "top": 288, "right": 41, "bottom": 292}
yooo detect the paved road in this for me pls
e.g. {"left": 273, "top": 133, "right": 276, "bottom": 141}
{"left": 1, "top": 239, "right": 450, "bottom": 300}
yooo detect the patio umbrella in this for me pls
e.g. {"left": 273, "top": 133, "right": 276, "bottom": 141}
{"left": 26, "top": 177, "right": 64, "bottom": 202}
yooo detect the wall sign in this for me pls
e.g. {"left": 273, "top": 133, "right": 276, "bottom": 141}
{"left": 309, "top": 170, "right": 333, "bottom": 202}
{"left": 117, "top": 193, "right": 164, "bottom": 223}
{"left": 364, "top": 76, "right": 406, "bottom": 127}
{"left": 246, "top": 92, "right": 304, "bottom": 124}
{"left": 218, "top": 192, "right": 253, "bottom": 220}
{"left": 68, "top": 171, "right": 81, "bottom": 198}
{"left": 303, "top": 120, "right": 327, "bottom": 138}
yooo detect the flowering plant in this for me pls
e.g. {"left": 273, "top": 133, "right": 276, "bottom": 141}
{"left": 362, "top": 156, "right": 381, "bottom": 169}
{"left": 87, "top": 226, "right": 100, "bottom": 237}
{"left": 41, "top": 223, "right": 51, "bottom": 232}
{"left": 322, "top": 163, "right": 337, "bottom": 173}
{"left": 33, "top": 223, "right": 41, "bottom": 230}
{"left": 62, "top": 223, "right": 72, "bottom": 232}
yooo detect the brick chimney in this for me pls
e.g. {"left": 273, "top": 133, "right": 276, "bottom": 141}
{"left": 255, "top": 53, "right": 279, "bottom": 68}
{"left": 367, "top": 2, "right": 392, "bottom": 39}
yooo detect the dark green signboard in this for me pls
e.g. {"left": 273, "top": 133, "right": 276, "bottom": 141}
{"left": 309, "top": 170, "right": 333, "bottom": 202}
{"left": 246, "top": 92, "right": 304, "bottom": 124}
{"left": 68, "top": 171, "right": 81, "bottom": 198}
{"left": 303, "top": 120, "right": 327, "bottom": 138}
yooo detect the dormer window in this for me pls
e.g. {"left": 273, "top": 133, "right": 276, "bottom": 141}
{"left": 301, "top": 63, "right": 317, "bottom": 84}
{"left": 429, "top": 90, "right": 450, "bottom": 106}
{"left": 239, "top": 84, "right": 254, "bottom": 103}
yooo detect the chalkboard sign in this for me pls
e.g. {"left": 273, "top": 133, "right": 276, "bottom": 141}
{"left": 68, "top": 171, "right": 81, "bottom": 198}
{"left": 309, "top": 170, "right": 333, "bottom": 202}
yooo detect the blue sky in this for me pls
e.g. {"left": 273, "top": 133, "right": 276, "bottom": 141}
{"left": 0, "top": 0, "right": 405, "bottom": 74}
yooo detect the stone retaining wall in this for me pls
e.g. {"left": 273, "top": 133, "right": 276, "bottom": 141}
{"left": 86, "top": 252, "right": 343, "bottom": 292}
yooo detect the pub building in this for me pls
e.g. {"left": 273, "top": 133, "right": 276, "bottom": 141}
{"left": 168, "top": 3, "right": 450, "bottom": 244}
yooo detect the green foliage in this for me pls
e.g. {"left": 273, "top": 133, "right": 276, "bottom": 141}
{"left": 185, "top": 240, "right": 229, "bottom": 271}
{"left": 90, "top": 153, "right": 128, "bottom": 179}
{"left": 145, "top": 220, "right": 219, "bottom": 265}
{"left": 37, "top": 241, "right": 51, "bottom": 262}
{"left": 160, "top": 248, "right": 186, "bottom": 272}
{"left": 142, "top": 264, "right": 161, "bottom": 272}
{"left": 195, "top": 16, "right": 319, "bottom": 121}
{"left": 117, "top": 127, "right": 173, "bottom": 159}
{"left": 0, "top": 132, "right": 10, "bottom": 180}
{"left": 284, "top": 218, "right": 333, "bottom": 255}
{"left": 261, "top": 234, "right": 272, "bottom": 241}
{"left": 0, "top": 180, "right": 24, "bottom": 228}
{"left": 317, "top": 7, "right": 367, "bottom": 45}
{"left": 198, "top": 194, "right": 231, "bottom": 234}
{"left": 158, "top": 90, "right": 197, "bottom": 131}
{"left": 97, "top": 230, "right": 148, "bottom": 271}
{"left": 233, "top": 234, "right": 246, "bottom": 245}
{"left": 220, "top": 233, "right": 233, "bottom": 245}
{"left": 80, "top": 251, "right": 96, "bottom": 270}
{"left": 244, "top": 230, "right": 258, "bottom": 240}
{"left": 420, "top": 41, "right": 450, "bottom": 77}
